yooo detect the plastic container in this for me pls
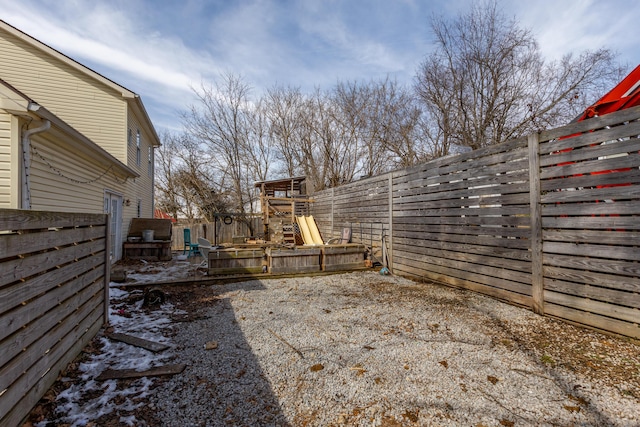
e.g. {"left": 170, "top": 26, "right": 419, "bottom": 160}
{"left": 142, "top": 229, "right": 154, "bottom": 242}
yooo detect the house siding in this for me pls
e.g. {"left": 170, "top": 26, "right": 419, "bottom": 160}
{"left": 0, "top": 27, "right": 127, "bottom": 162}
{"left": 0, "top": 112, "right": 17, "bottom": 208}
{"left": 28, "top": 132, "right": 126, "bottom": 213}
{"left": 1, "top": 20, "right": 160, "bottom": 254}
{"left": 126, "top": 109, "right": 155, "bottom": 219}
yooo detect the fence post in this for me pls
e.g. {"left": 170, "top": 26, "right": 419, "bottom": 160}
{"left": 103, "top": 213, "right": 111, "bottom": 325}
{"left": 528, "top": 133, "right": 544, "bottom": 315}
{"left": 331, "top": 187, "right": 335, "bottom": 239}
{"left": 388, "top": 172, "right": 393, "bottom": 272}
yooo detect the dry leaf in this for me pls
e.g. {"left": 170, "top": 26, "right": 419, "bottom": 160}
{"left": 563, "top": 405, "right": 581, "bottom": 413}
{"left": 204, "top": 341, "right": 218, "bottom": 350}
{"left": 499, "top": 419, "right": 514, "bottom": 427}
{"left": 487, "top": 375, "right": 499, "bottom": 385}
{"left": 439, "top": 360, "right": 448, "bottom": 369}
{"left": 402, "top": 410, "right": 419, "bottom": 422}
{"left": 310, "top": 363, "right": 324, "bottom": 372}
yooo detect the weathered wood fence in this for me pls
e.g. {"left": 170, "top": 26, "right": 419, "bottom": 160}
{"left": 312, "top": 106, "right": 640, "bottom": 339}
{"left": 172, "top": 216, "right": 263, "bottom": 250}
{"left": 0, "top": 209, "right": 110, "bottom": 427}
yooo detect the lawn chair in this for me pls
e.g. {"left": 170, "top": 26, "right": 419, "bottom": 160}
{"left": 197, "top": 237, "right": 212, "bottom": 268}
{"left": 183, "top": 228, "right": 199, "bottom": 257}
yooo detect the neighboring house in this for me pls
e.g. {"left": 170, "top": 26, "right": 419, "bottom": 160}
{"left": 0, "top": 20, "right": 161, "bottom": 261}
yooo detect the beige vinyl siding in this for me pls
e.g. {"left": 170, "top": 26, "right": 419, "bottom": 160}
{"left": 28, "top": 132, "right": 126, "bottom": 213}
{"left": 125, "top": 110, "right": 154, "bottom": 219}
{"left": 0, "top": 112, "right": 16, "bottom": 207}
{"left": 0, "top": 28, "right": 127, "bottom": 162}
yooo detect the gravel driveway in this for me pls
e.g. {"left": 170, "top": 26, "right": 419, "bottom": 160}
{"left": 149, "top": 271, "right": 640, "bottom": 426}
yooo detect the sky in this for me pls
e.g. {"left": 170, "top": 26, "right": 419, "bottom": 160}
{"left": 1, "top": 0, "right": 638, "bottom": 133}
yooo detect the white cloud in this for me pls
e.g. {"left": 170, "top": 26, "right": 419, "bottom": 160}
{"left": 509, "top": 0, "right": 638, "bottom": 63}
{"left": 0, "top": 0, "right": 220, "bottom": 129}
{"left": 2, "top": 0, "right": 637, "bottom": 132}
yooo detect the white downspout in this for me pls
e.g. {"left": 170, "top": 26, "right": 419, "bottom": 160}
{"left": 21, "top": 102, "right": 51, "bottom": 209}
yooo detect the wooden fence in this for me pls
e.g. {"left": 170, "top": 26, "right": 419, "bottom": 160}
{"left": 0, "top": 209, "right": 109, "bottom": 427}
{"left": 311, "top": 105, "right": 640, "bottom": 339}
{"left": 171, "top": 215, "right": 263, "bottom": 250}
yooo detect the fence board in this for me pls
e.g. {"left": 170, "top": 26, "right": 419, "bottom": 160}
{"left": 394, "top": 236, "right": 531, "bottom": 263}
{"left": 539, "top": 168, "right": 640, "bottom": 192}
{"left": 394, "top": 185, "right": 530, "bottom": 206}
{"left": 0, "top": 268, "right": 103, "bottom": 353}
{"left": 0, "top": 254, "right": 103, "bottom": 315}
{"left": 542, "top": 216, "right": 640, "bottom": 230}
{"left": 543, "top": 242, "right": 640, "bottom": 261}
{"left": 393, "top": 258, "right": 533, "bottom": 306}
{"left": 393, "top": 250, "right": 532, "bottom": 290}
{"left": 544, "top": 253, "right": 640, "bottom": 278}
{"left": 0, "top": 225, "right": 105, "bottom": 259}
{"left": 1, "top": 313, "right": 102, "bottom": 427}
{"left": 0, "top": 209, "right": 106, "bottom": 231}
{"left": 539, "top": 105, "right": 640, "bottom": 141}
{"left": 397, "top": 243, "right": 532, "bottom": 274}
{"left": 392, "top": 231, "right": 530, "bottom": 250}
{"left": 0, "top": 238, "right": 104, "bottom": 287}
{"left": 545, "top": 290, "right": 639, "bottom": 324}
{"left": 540, "top": 136, "right": 640, "bottom": 167}
{"left": 0, "top": 289, "right": 103, "bottom": 401}
{"left": 0, "top": 209, "right": 108, "bottom": 427}
{"left": 172, "top": 217, "right": 263, "bottom": 249}
{"left": 394, "top": 166, "right": 529, "bottom": 195}
{"left": 544, "top": 278, "right": 640, "bottom": 307}
{"left": 544, "top": 303, "right": 640, "bottom": 338}
{"left": 544, "top": 265, "right": 640, "bottom": 293}
{"left": 541, "top": 155, "right": 640, "bottom": 181}
{"left": 0, "top": 291, "right": 103, "bottom": 423}
{"left": 540, "top": 124, "right": 640, "bottom": 158}
{"left": 542, "top": 200, "right": 640, "bottom": 216}
{"left": 311, "top": 106, "right": 640, "bottom": 339}
{"left": 393, "top": 192, "right": 530, "bottom": 210}
{"left": 543, "top": 229, "right": 640, "bottom": 245}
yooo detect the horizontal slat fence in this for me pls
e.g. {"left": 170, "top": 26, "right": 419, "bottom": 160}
{"left": 313, "top": 174, "right": 390, "bottom": 262}
{"left": 0, "top": 209, "right": 109, "bottom": 427}
{"left": 537, "top": 107, "right": 640, "bottom": 338}
{"left": 172, "top": 216, "right": 263, "bottom": 250}
{"left": 311, "top": 105, "right": 640, "bottom": 339}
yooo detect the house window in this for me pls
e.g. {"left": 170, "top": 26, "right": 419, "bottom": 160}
{"left": 136, "top": 129, "right": 141, "bottom": 166}
{"left": 148, "top": 146, "right": 153, "bottom": 177}
{"left": 137, "top": 199, "right": 142, "bottom": 217}
{"left": 127, "top": 128, "right": 132, "bottom": 146}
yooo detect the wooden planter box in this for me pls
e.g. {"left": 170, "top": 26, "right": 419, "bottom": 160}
{"left": 321, "top": 244, "right": 366, "bottom": 271}
{"left": 208, "top": 248, "right": 265, "bottom": 275}
{"left": 266, "top": 247, "right": 321, "bottom": 274}
{"left": 123, "top": 241, "right": 172, "bottom": 261}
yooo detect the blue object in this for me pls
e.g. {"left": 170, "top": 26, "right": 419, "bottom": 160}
{"left": 183, "top": 228, "right": 199, "bottom": 258}
{"left": 379, "top": 267, "right": 390, "bottom": 275}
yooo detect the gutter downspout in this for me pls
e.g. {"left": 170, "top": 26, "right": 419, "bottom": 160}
{"left": 22, "top": 102, "right": 50, "bottom": 209}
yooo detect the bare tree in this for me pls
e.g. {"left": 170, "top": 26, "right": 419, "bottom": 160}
{"left": 265, "top": 85, "right": 306, "bottom": 177}
{"left": 415, "top": 0, "right": 623, "bottom": 151}
{"left": 155, "top": 131, "right": 183, "bottom": 219}
{"left": 183, "top": 73, "right": 255, "bottom": 213}
{"left": 155, "top": 131, "right": 229, "bottom": 221}
{"left": 367, "top": 78, "right": 424, "bottom": 169}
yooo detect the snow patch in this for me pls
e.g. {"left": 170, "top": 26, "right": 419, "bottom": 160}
{"left": 36, "top": 285, "right": 184, "bottom": 426}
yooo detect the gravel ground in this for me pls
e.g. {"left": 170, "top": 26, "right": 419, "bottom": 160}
{"left": 150, "top": 271, "right": 639, "bottom": 426}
